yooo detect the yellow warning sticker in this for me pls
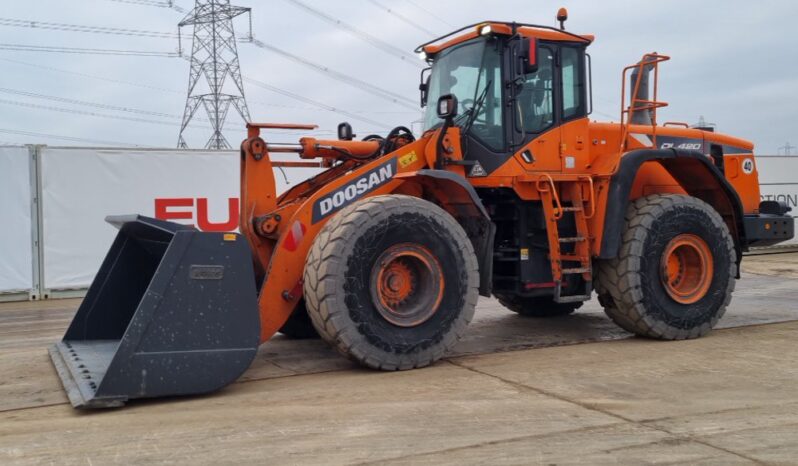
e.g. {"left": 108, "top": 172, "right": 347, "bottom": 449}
{"left": 399, "top": 151, "right": 418, "bottom": 168}
{"left": 520, "top": 248, "right": 529, "bottom": 261}
{"left": 223, "top": 233, "right": 237, "bottom": 242}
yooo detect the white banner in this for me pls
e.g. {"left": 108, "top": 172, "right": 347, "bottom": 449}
{"left": 30, "top": 149, "right": 798, "bottom": 292}
{"left": 40, "top": 148, "right": 321, "bottom": 290}
{"left": 0, "top": 147, "right": 34, "bottom": 295}
{"left": 757, "top": 156, "right": 797, "bottom": 245}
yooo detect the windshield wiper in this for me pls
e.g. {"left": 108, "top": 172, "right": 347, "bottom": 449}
{"left": 461, "top": 80, "right": 491, "bottom": 135}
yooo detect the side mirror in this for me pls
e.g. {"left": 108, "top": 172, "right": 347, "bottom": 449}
{"left": 437, "top": 94, "right": 458, "bottom": 120}
{"left": 519, "top": 37, "right": 539, "bottom": 75}
{"left": 337, "top": 122, "right": 354, "bottom": 141}
{"left": 419, "top": 68, "right": 431, "bottom": 108}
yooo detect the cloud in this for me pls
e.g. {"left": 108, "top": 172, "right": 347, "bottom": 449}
{"left": 0, "top": 0, "right": 794, "bottom": 152}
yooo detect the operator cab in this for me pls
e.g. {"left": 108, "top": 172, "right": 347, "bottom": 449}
{"left": 417, "top": 19, "right": 594, "bottom": 176}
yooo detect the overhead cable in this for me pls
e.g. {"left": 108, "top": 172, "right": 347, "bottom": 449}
{"left": 365, "top": 0, "right": 437, "bottom": 38}
{"left": 0, "top": 43, "right": 179, "bottom": 57}
{"left": 281, "top": 0, "right": 424, "bottom": 68}
{"left": 250, "top": 38, "right": 417, "bottom": 110}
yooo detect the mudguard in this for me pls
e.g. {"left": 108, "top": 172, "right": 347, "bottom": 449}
{"left": 600, "top": 148, "right": 746, "bottom": 260}
{"left": 397, "top": 169, "right": 495, "bottom": 296}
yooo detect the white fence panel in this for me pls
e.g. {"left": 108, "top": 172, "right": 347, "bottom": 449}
{"left": 757, "top": 156, "right": 798, "bottom": 245}
{"left": 40, "top": 148, "right": 320, "bottom": 291}
{"left": 20, "top": 148, "right": 798, "bottom": 296}
{"left": 0, "top": 147, "right": 34, "bottom": 296}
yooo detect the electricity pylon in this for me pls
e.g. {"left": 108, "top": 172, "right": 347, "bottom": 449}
{"left": 177, "top": 0, "right": 251, "bottom": 149}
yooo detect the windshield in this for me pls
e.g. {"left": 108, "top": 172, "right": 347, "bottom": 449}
{"left": 422, "top": 39, "right": 504, "bottom": 150}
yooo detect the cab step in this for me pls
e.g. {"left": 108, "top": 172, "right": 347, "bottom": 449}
{"left": 555, "top": 294, "right": 592, "bottom": 303}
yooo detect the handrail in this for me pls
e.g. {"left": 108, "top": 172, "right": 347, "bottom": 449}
{"left": 536, "top": 174, "right": 563, "bottom": 220}
{"left": 619, "top": 53, "right": 670, "bottom": 152}
{"left": 664, "top": 122, "right": 690, "bottom": 128}
{"left": 579, "top": 176, "right": 596, "bottom": 220}
{"left": 413, "top": 21, "right": 592, "bottom": 54}
{"left": 247, "top": 123, "right": 318, "bottom": 130}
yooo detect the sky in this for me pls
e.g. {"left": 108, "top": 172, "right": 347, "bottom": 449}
{"left": 1, "top": 0, "right": 796, "bottom": 153}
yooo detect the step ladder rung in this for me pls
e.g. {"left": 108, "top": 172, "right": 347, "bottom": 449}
{"left": 562, "top": 267, "right": 591, "bottom": 274}
{"left": 559, "top": 236, "right": 585, "bottom": 243}
{"left": 560, "top": 206, "right": 583, "bottom": 212}
{"left": 555, "top": 295, "right": 592, "bottom": 303}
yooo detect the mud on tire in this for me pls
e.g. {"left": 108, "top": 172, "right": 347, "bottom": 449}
{"left": 303, "top": 195, "right": 479, "bottom": 370}
{"left": 595, "top": 194, "right": 736, "bottom": 340}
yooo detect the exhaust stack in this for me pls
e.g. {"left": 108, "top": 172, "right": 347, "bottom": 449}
{"left": 629, "top": 60, "right": 654, "bottom": 126}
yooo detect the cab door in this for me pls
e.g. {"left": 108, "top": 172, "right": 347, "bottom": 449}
{"left": 557, "top": 45, "right": 590, "bottom": 172}
{"left": 510, "top": 44, "right": 561, "bottom": 172}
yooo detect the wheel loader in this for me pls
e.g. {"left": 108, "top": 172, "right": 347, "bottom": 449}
{"left": 50, "top": 11, "right": 794, "bottom": 408}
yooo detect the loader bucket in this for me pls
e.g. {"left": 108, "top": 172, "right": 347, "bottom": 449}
{"left": 49, "top": 215, "right": 260, "bottom": 408}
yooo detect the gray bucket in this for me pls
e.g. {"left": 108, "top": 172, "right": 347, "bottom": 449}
{"left": 49, "top": 215, "right": 260, "bottom": 408}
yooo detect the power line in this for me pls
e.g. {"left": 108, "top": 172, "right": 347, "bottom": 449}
{"left": 249, "top": 38, "right": 417, "bottom": 110}
{"left": 0, "top": 86, "right": 185, "bottom": 119}
{"left": 0, "top": 43, "right": 179, "bottom": 57}
{"left": 0, "top": 96, "right": 343, "bottom": 136}
{"left": 0, "top": 17, "right": 178, "bottom": 38}
{"left": 404, "top": 0, "right": 456, "bottom": 29}
{"left": 365, "top": 0, "right": 437, "bottom": 38}
{"left": 102, "top": 0, "right": 174, "bottom": 7}
{"left": 281, "top": 0, "right": 424, "bottom": 68}
{"left": 0, "top": 17, "right": 419, "bottom": 111}
{"left": 0, "top": 127, "right": 150, "bottom": 147}
{"left": 0, "top": 57, "right": 355, "bottom": 118}
{"left": 2, "top": 56, "right": 400, "bottom": 120}
{"left": 0, "top": 86, "right": 353, "bottom": 135}
{"left": 0, "top": 97, "right": 198, "bottom": 128}
{"left": 244, "top": 76, "right": 392, "bottom": 129}
{"left": 0, "top": 53, "right": 395, "bottom": 132}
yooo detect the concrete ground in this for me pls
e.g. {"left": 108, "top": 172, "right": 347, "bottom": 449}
{"left": 1, "top": 253, "right": 797, "bottom": 465}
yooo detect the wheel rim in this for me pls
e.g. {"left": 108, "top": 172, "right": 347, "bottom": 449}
{"left": 660, "top": 234, "right": 713, "bottom": 304}
{"left": 370, "top": 243, "right": 445, "bottom": 327}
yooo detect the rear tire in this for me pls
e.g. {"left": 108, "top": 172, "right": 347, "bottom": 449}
{"left": 495, "top": 294, "right": 582, "bottom": 317}
{"left": 595, "top": 194, "right": 736, "bottom": 340}
{"left": 303, "top": 195, "right": 479, "bottom": 370}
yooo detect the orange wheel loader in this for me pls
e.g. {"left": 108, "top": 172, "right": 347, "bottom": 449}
{"left": 50, "top": 11, "right": 794, "bottom": 408}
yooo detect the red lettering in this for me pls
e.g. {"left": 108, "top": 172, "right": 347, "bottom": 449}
{"left": 155, "top": 198, "right": 194, "bottom": 223}
{"left": 196, "top": 197, "right": 239, "bottom": 232}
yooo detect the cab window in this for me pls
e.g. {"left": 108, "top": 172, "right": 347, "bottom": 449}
{"left": 422, "top": 39, "right": 504, "bottom": 151}
{"left": 560, "top": 47, "right": 586, "bottom": 120}
{"left": 517, "top": 46, "right": 555, "bottom": 134}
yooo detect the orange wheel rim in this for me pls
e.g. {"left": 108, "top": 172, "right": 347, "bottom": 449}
{"left": 370, "top": 243, "right": 445, "bottom": 327}
{"left": 660, "top": 234, "right": 713, "bottom": 304}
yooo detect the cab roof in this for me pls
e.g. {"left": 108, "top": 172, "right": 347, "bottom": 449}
{"left": 416, "top": 21, "right": 594, "bottom": 56}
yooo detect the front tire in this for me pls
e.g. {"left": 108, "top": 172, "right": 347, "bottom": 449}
{"left": 596, "top": 194, "right": 736, "bottom": 340}
{"left": 303, "top": 195, "right": 479, "bottom": 370}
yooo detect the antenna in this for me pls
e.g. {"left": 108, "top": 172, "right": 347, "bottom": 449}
{"left": 177, "top": 0, "right": 252, "bottom": 149}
